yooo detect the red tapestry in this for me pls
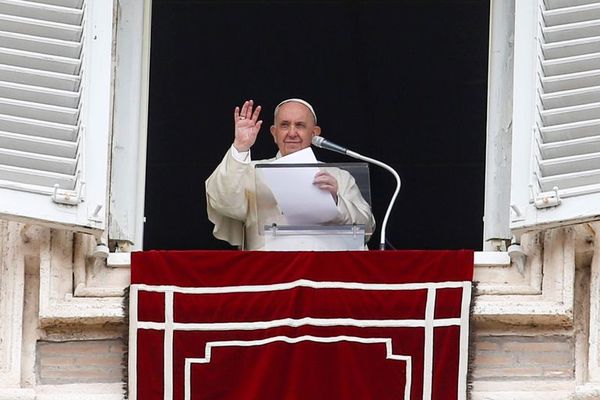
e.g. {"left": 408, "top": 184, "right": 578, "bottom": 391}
{"left": 129, "top": 250, "right": 473, "bottom": 400}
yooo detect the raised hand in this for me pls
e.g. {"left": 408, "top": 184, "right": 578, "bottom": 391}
{"left": 314, "top": 171, "right": 339, "bottom": 204}
{"left": 233, "top": 100, "right": 263, "bottom": 152}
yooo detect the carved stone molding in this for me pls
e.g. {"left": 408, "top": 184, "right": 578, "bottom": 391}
{"left": 474, "top": 227, "right": 576, "bottom": 325}
{"left": 0, "top": 220, "right": 24, "bottom": 386}
{"left": 73, "top": 233, "right": 130, "bottom": 297}
{"left": 474, "top": 231, "right": 542, "bottom": 295}
{"left": 38, "top": 229, "right": 124, "bottom": 326}
{"left": 587, "top": 221, "right": 600, "bottom": 383}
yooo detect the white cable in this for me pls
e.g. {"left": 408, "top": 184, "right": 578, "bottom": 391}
{"left": 346, "top": 150, "right": 401, "bottom": 250}
{"left": 311, "top": 137, "right": 401, "bottom": 250}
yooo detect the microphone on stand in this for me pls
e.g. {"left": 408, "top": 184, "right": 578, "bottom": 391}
{"left": 311, "top": 136, "right": 401, "bottom": 250}
{"left": 311, "top": 136, "right": 349, "bottom": 155}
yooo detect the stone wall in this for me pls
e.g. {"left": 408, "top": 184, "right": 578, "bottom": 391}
{"left": 0, "top": 220, "right": 127, "bottom": 399}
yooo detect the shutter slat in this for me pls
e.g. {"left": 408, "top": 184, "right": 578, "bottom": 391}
{"left": 0, "top": 80, "right": 79, "bottom": 107}
{"left": 0, "top": 64, "right": 79, "bottom": 91}
{"left": 0, "top": 163, "right": 75, "bottom": 189}
{"left": 541, "top": 85, "right": 600, "bottom": 109}
{"left": 0, "top": 130, "right": 76, "bottom": 158}
{"left": 543, "top": 18, "right": 600, "bottom": 42}
{"left": 0, "top": 97, "right": 78, "bottom": 125}
{"left": 542, "top": 36, "right": 600, "bottom": 59}
{"left": 543, "top": 3, "right": 600, "bottom": 26}
{"left": 541, "top": 102, "right": 600, "bottom": 125}
{"left": 0, "top": 46, "right": 80, "bottom": 74}
{"left": 539, "top": 151, "right": 600, "bottom": 176}
{"left": 0, "top": 0, "right": 83, "bottom": 26}
{"left": 35, "top": 0, "right": 82, "bottom": 8}
{"left": 0, "top": 146, "right": 76, "bottom": 174}
{"left": 541, "top": 118, "right": 600, "bottom": 142}
{"left": 0, "top": 114, "right": 77, "bottom": 141}
{"left": 540, "top": 134, "right": 600, "bottom": 158}
{"left": 0, "top": 30, "right": 81, "bottom": 58}
{"left": 545, "top": 0, "right": 600, "bottom": 10}
{"left": 542, "top": 52, "right": 600, "bottom": 76}
{"left": 539, "top": 169, "right": 600, "bottom": 191}
{"left": 542, "top": 69, "right": 600, "bottom": 92}
{"left": 0, "top": 13, "right": 82, "bottom": 41}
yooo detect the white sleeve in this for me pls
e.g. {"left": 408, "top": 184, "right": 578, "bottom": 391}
{"left": 230, "top": 145, "right": 251, "bottom": 163}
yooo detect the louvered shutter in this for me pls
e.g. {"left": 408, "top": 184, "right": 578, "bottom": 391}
{"left": 510, "top": 0, "right": 600, "bottom": 233}
{"left": 0, "top": 0, "right": 113, "bottom": 233}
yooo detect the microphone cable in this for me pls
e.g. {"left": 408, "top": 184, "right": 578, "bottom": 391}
{"left": 312, "top": 136, "right": 401, "bottom": 250}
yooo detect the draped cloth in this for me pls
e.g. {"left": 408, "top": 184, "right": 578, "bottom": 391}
{"left": 129, "top": 250, "right": 474, "bottom": 400}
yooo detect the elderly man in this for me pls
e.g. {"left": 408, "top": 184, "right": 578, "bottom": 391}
{"left": 205, "top": 98, "right": 374, "bottom": 249}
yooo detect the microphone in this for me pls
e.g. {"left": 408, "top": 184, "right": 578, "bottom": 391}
{"left": 311, "top": 135, "right": 402, "bottom": 250}
{"left": 311, "top": 136, "right": 348, "bottom": 155}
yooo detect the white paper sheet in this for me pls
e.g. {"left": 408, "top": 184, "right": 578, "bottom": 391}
{"left": 259, "top": 147, "right": 339, "bottom": 225}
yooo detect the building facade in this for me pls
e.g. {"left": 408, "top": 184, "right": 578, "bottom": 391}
{"left": 1, "top": 0, "right": 600, "bottom": 398}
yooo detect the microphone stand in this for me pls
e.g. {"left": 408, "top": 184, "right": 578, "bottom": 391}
{"left": 312, "top": 136, "right": 401, "bottom": 250}
{"left": 344, "top": 150, "right": 401, "bottom": 250}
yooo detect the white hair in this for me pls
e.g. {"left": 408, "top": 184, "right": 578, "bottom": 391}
{"left": 273, "top": 98, "right": 317, "bottom": 124}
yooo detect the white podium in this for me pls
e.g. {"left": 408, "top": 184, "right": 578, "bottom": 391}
{"left": 255, "top": 162, "right": 372, "bottom": 251}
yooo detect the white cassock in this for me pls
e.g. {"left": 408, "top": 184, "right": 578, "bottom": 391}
{"left": 205, "top": 146, "right": 375, "bottom": 250}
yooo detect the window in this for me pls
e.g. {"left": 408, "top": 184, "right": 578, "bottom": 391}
{"left": 144, "top": 1, "right": 489, "bottom": 250}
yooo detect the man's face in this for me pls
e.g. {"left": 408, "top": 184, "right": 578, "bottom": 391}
{"left": 270, "top": 102, "right": 321, "bottom": 156}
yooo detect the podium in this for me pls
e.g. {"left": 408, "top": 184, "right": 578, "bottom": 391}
{"left": 254, "top": 162, "right": 373, "bottom": 251}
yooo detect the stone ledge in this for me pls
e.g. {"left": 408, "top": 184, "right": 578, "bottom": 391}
{"left": 0, "top": 388, "right": 35, "bottom": 400}
{"left": 473, "top": 300, "right": 573, "bottom": 326}
{"left": 470, "top": 390, "right": 574, "bottom": 400}
{"left": 34, "top": 383, "right": 123, "bottom": 400}
{"left": 470, "top": 380, "right": 574, "bottom": 400}
{"left": 575, "top": 383, "right": 600, "bottom": 399}
{"left": 39, "top": 296, "right": 124, "bottom": 327}
{"left": 107, "top": 250, "right": 512, "bottom": 268}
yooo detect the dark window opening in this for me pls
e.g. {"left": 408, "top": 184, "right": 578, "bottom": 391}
{"left": 144, "top": 1, "right": 490, "bottom": 250}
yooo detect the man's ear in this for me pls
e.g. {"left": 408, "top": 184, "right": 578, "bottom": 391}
{"left": 312, "top": 126, "right": 321, "bottom": 137}
{"left": 270, "top": 125, "right": 276, "bottom": 142}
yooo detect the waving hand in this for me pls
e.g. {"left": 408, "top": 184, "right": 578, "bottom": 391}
{"left": 233, "top": 100, "right": 263, "bottom": 152}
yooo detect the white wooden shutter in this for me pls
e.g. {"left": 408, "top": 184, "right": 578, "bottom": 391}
{"left": 0, "top": 0, "right": 113, "bottom": 233}
{"left": 510, "top": 0, "right": 600, "bottom": 233}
